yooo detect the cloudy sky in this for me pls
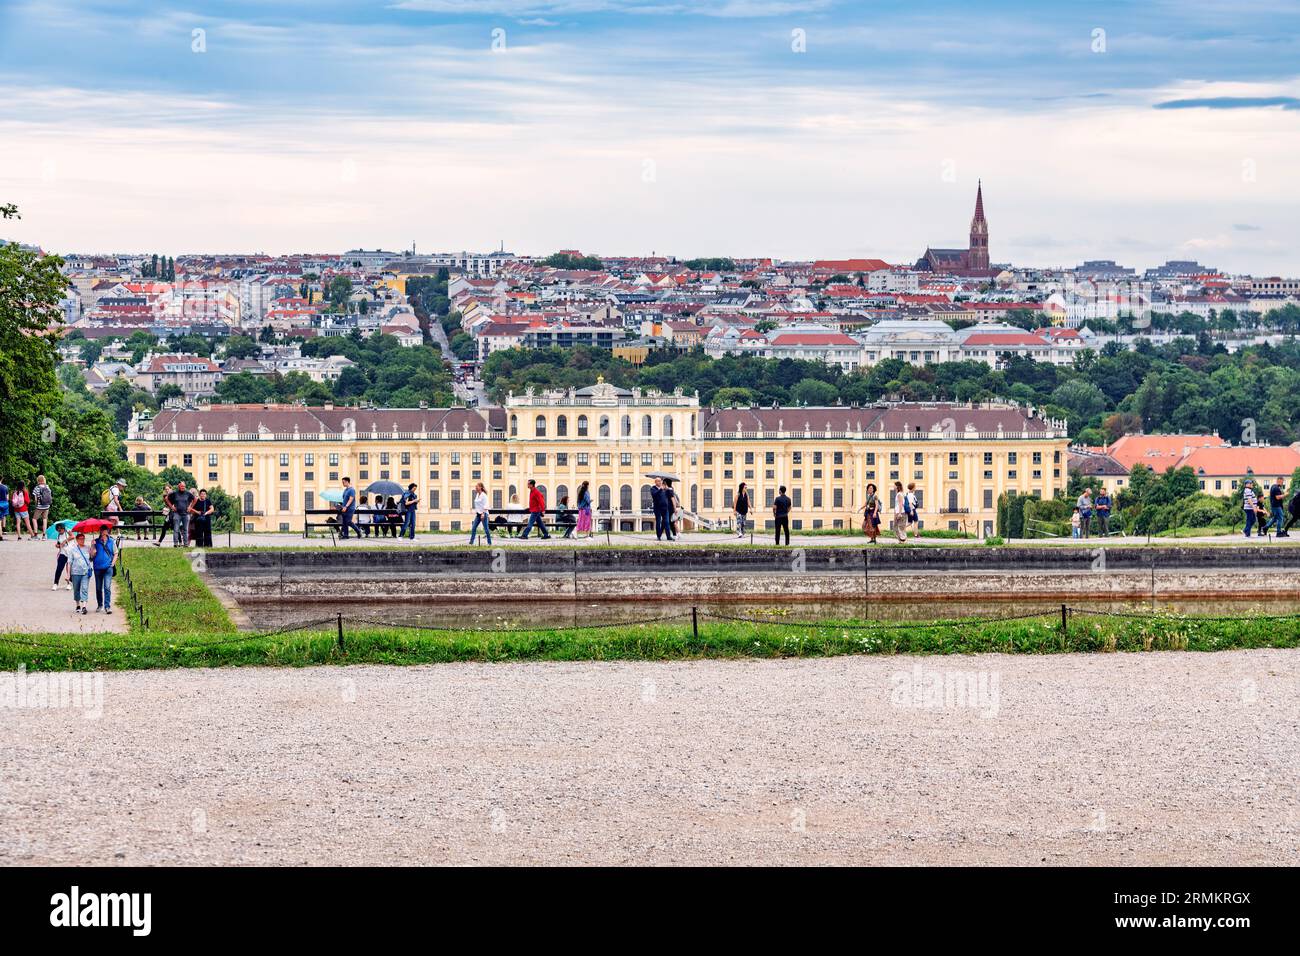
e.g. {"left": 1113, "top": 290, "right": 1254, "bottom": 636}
{"left": 1, "top": 0, "right": 1298, "bottom": 272}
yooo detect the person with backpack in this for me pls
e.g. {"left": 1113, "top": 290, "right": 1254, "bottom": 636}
{"left": 400, "top": 483, "right": 419, "bottom": 540}
{"left": 861, "top": 483, "right": 881, "bottom": 544}
{"left": 10, "top": 481, "right": 34, "bottom": 539}
{"left": 1076, "top": 489, "right": 1094, "bottom": 539}
{"left": 905, "top": 482, "right": 920, "bottom": 533}
{"left": 31, "top": 475, "right": 53, "bottom": 537}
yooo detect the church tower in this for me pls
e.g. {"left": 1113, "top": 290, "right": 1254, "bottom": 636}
{"left": 968, "top": 181, "right": 989, "bottom": 270}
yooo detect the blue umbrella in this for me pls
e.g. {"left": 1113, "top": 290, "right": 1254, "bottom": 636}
{"left": 318, "top": 489, "right": 345, "bottom": 504}
{"left": 365, "top": 480, "right": 405, "bottom": 497}
{"left": 46, "top": 519, "right": 76, "bottom": 540}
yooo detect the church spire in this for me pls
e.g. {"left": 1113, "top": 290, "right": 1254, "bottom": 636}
{"left": 968, "top": 180, "right": 989, "bottom": 270}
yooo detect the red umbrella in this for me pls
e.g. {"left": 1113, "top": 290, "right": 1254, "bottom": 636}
{"left": 71, "top": 517, "right": 118, "bottom": 533}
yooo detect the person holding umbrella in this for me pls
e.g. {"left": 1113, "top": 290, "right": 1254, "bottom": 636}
{"left": 66, "top": 531, "right": 93, "bottom": 614}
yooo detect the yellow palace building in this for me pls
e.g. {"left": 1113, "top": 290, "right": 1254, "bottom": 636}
{"left": 126, "top": 379, "right": 1069, "bottom": 537}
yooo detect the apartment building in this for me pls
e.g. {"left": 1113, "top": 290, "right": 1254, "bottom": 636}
{"left": 126, "top": 380, "right": 1069, "bottom": 537}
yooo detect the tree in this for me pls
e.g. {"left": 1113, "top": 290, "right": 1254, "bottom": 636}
{"left": 156, "top": 383, "right": 184, "bottom": 403}
{"left": 790, "top": 377, "right": 838, "bottom": 406}
{"left": 542, "top": 252, "right": 603, "bottom": 270}
{"left": 223, "top": 335, "right": 260, "bottom": 360}
{"left": 0, "top": 203, "right": 66, "bottom": 484}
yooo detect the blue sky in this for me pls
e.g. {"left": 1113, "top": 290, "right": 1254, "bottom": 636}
{"left": 2, "top": 0, "right": 1298, "bottom": 272}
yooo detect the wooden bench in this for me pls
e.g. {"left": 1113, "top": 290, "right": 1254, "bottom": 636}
{"left": 488, "top": 508, "right": 578, "bottom": 538}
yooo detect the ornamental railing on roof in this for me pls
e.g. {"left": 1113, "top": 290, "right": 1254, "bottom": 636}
{"left": 700, "top": 428, "right": 1067, "bottom": 441}
{"left": 139, "top": 430, "right": 500, "bottom": 442}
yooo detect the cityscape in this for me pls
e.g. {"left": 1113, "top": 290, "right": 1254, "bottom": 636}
{"left": 1, "top": 0, "right": 1297, "bottom": 915}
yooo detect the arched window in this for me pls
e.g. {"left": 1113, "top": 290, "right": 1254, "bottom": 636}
{"left": 619, "top": 484, "right": 633, "bottom": 511}
{"left": 536, "top": 484, "right": 548, "bottom": 503}
{"left": 556, "top": 415, "right": 567, "bottom": 437}
{"left": 948, "top": 489, "right": 958, "bottom": 512}
{"left": 577, "top": 415, "right": 588, "bottom": 436}
{"left": 690, "top": 484, "right": 698, "bottom": 512}
{"left": 509, "top": 414, "right": 518, "bottom": 437}
{"left": 243, "top": 491, "right": 254, "bottom": 514}
{"left": 556, "top": 484, "right": 568, "bottom": 505}
{"left": 599, "top": 416, "right": 610, "bottom": 437}
{"left": 690, "top": 415, "right": 696, "bottom": 436}
{"left": 640, "top": 484, "right": 653, "bottom": 511}
{"left": 621, "top": 415, "right": 632, "bottom": 437}
{"left": 598, "top": 485, "right": 611, "bottom": 510}
{"left": 663, "top": 415, "right": 673, "bottom": 437}
{"left": 508, "top": 484, "right": 518, "bottom": 504}
{"left": 535, "top": 415, "right": 546, "bottom": 437}
{"left": 641, "top": 414, "right": 652, "bottom": 437}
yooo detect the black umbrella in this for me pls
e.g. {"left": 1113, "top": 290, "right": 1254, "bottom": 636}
{"left": 365, "top": 480, "right": 405, "bottom": 497}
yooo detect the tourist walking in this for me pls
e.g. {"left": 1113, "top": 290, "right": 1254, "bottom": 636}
{"left": 10, "top": 481, "right": 34, "bottom": 539}
{"left": 153, "top": 483, "right": 174, "bottom": 546}
{"left": 1242, "top": 480, "right": 1259, "bottom": 537}
{"left": 665, "top": 479, "right": 682, "bottom": 538}
{"left": 904, "top": 482, "right": 920, "bottom": 534}
{"left": 171, "top": 482, "right": 194, "bottom": 547}
{"left": 1077, "top": 489, "right": 1093, "bottom": 539}
{"left": 339, "top": 477, "right": 357, "bottom": 539}
{"left": 574, "top": 481, "right": 592, "bottom": 537}
{"left": 190, "top": 489, "right": 215, "bottom": 547}
{"left": 52, "top": 524, "right": 73, "bottom": 590}
{"left": 1268, "top": 477, "right": 1287, "bottom": 537}
{"left": 651, "top": 478, "right": 671, "bottom": 542}
{"left": 1094, "top": 489, "right": 1112, "bottom": 536}
{"left": 861, "top": 482, "right": 881, "bottom": 543}
{"left": 91, "top": 526, "right": 117, "bottom": 614}
{"left": 520, "top": 479, "right": 550, "bottom": 539}
{"left": 401, "top": 483, "right": 419, "bottom": 540}
{"left": 734, "top": 482, "right": 751, "bottom": 538}
{"left": 31, "top": 475, "right": 52, "bottom": 537}
{"left": 773, "top": 485, "right": 792, "bottom": 546}
{"left": 470, "top": 481, "right": 492, "bottom": 545}
{"left": 1071, "top": 507, "right": 1081, "bottom": 538}
{"left": 67, "top": 531, "right": 92, "bottom": 614}
{"left": 0, "top": 476, "right": 9, "bottom": 540}
{"left": 1284, "top": 484, "right": 1300, "bottom": 536}
{"left": 891, "top": 481, "right": 909, "bottom": 542}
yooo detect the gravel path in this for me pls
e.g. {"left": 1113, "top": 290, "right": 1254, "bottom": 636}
{"left": 2, "top": 651, "right": 1297, "bottom": 865}
{"left": 0, "top": 536, "right": 126, "bottom": 633}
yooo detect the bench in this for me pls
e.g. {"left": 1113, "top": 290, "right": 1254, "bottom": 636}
{"left": 488, "top": 508, "right": 578, "bottom": 538}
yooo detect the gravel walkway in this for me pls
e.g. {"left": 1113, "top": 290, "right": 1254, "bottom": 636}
{"left": 0, "top": 536, "right": 126, "bottom": 633}
{"left": 1, "top": 651, "right": 1296, "bottom": 865}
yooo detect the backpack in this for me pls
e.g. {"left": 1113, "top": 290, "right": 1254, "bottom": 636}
{"left": 101, "top": 487, "right": 112, "bottom": 507}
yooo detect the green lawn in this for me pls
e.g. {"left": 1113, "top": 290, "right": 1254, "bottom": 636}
{"left": 2, "top": 547, "right": 1299, "bottom": 671}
